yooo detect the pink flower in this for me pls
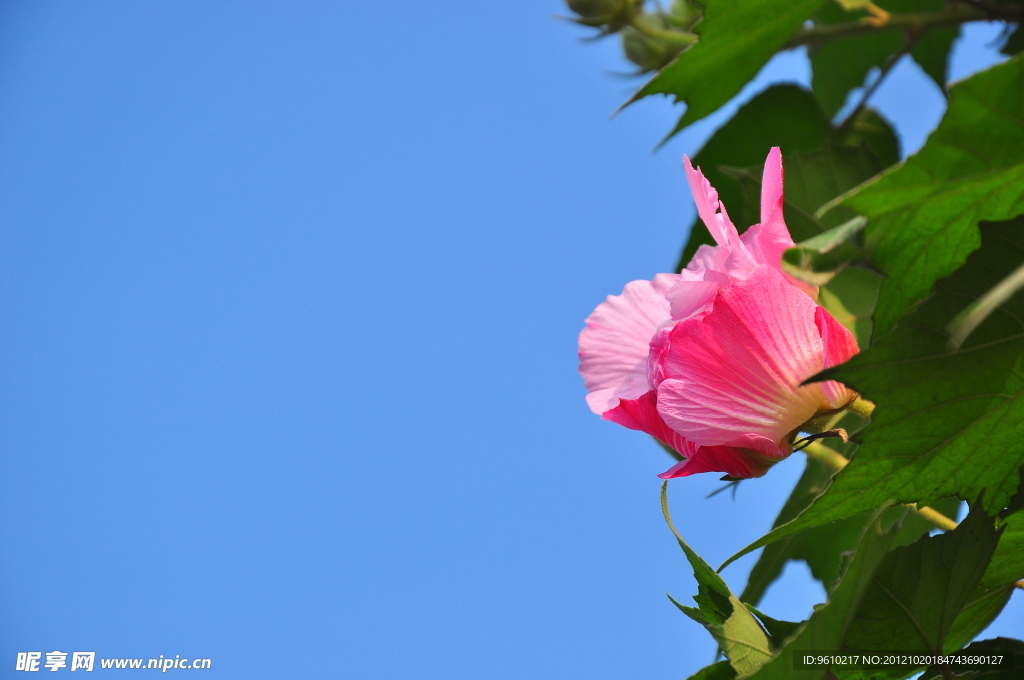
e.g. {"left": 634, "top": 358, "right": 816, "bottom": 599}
{"left": 578, "top": 149, "right": 858, "bottom": 479}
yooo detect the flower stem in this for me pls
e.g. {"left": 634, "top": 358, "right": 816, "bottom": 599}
{"left": 848, "top": 396, "right": 876, "bottom": 419}
{"left": 629, "top": 18, "right": 698, "bottom": 45}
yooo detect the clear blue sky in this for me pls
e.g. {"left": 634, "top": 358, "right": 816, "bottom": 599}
{"left": 0, "top": 2, "right": 1018, "bottom": 677}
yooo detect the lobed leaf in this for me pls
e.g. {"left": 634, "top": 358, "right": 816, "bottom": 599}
{"left": 841, "top": 504, "right": 1002, "bottom": 654}
{"left": 625, "top": 0, "right": 827, "bottom": 141}
{"left": 739, "top": 454, "right": 959, "bottom": 612}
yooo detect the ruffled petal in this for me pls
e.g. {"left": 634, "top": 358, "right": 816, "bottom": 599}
{"left": 740, "top": 215, "right": 793, "bottom": 273}
{"left": 655, "top": 266, "right": 828, "bottom": 449}
{"left": 603, "top": 390, "right": 691, "bottom": 456}
{"left": 657, "top": 442, "right": 775, "bottom": 479}
{"left": 683, "top": 155, "right": 740, "bottom": 249}
{"left": 579, "top": 273, "right": 679, "bottom": 414}
{"left": 813, "top": 305, "right": 860, "bottom": 408}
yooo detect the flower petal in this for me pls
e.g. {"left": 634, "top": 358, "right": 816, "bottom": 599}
{"left": 657, "top": 441, "right": 775, "bottom": 479}
{"left": 760, "top": 146, "right": 784, "bottom": 225}
{"left": 603, "top": 390, "right": 691, "bottom": 456}
{"left": 579, "top": 273, "right": 679, "bottom": 414}
{"left": 683, "top": 155, "right": 741, "bottom": 249}
{"left": 665, "top": 279, "right": 721, "bottom": 321}
{"left": 814, "top": 305, "right": 860, "bottom": 408}
{"left": 655, "top": 266, "right": 827, "bottom": 450}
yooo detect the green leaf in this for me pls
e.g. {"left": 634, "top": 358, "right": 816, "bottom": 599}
{"left": 841, "top": 107, "right": 900, "bottom": 168}
{"left": 739, "top": 454, "right": 958, "bottom": 611}
{"left": 909, "top": 25, "right": 958, "bottom": 91}
{"left": 982, "top": 475, "right": 1024, "bottom": 589}
{"left": 842, "top": 55, "right": 1024, "bottom": 337}
{"left": 625, "top": 0, "right": 828, "bottom": 140}
{"left": 662, "top": 484, "right": 772, "bottom": 675}
{"left": 741, "top": 509, "right": 896, "bottom": 680}
{"left": 921, "top": 638, "right": 1024, "bottom": 679}
{"left": 816, "top": 266, "right": 881, "bottom": 347}
{"left": 720, "top": 217, "right": 1024, "bottom": 571}
{"left": 686, "top": 660, "right": 737, "bottom": 680}
{"left": 1001, "top": 25, "right": 1024, "bottom": 57}
{"left": 841, "top": 504, "right": 1002, "bottom": 654}
{"left": 790, "top": 216, "right": 867, "bottom": 254}
{"left": 836, "top": 520, "right": 1013, "bottom": 680}
{"left": 739, "top": 455, "right": 866, "bottom": 606}
{"left": 745, "top": 604, "right": 803, "bottom": 649}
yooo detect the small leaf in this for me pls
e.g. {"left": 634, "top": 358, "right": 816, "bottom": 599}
{"left": 781, "top": 216, "right": 867, "bottom": 286}
{"left": 793, "top": 216, "right": 867, "bottom": 254}
{"left": 662, "top": 484, "right": 773, "bottom": 676}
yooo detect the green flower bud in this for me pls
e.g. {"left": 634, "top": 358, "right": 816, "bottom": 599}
{"left": 668, "top": 0, "right": 701, "bottom": 30}
{"left": 565, "top": 0, "right": 643, "bottom": 33}
{"left": 621, "top": 15, "right": 686, "bottom": 73}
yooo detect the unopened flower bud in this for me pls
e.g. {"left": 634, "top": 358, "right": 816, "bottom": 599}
{"left": 668, "top": 0, "right": 701, "bottom": 30}
{"left": 566, "top": 0, "right": 643, "bottom": 33}
{"left": 621, "top": 16, "right": 686, "bottom": 73}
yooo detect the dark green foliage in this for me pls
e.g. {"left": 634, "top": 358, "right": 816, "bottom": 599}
{"left": 841, "top": 505, "right": 1003, "bottom": 654}
{"left": 844, "top": 55, "right": 1024, "bottom": 337}
{"left": 568, "top": 3, "right": 1024, "bottom": 674}
{"left": 921, "top": 638, "right": 1024, "bottom": 679}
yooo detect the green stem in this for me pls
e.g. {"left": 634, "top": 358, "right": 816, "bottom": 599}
{"left": 803, "top": 440, "right": 853, "bottom": 471}
{"left": 847, "top": 396, "right": 876, "bottom": 420}
{"left": 629, "top": 18, "right": 698, "bottom": 45}
{"left": 786, "top": 5, "right": 999, "bottom": 49}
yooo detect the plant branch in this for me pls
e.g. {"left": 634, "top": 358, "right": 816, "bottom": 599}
{"left": 837, "top": 35, "right": 915, "bottom": 131}
{"left": 785, "top": 5, "right": 1008, "bottom": 50}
